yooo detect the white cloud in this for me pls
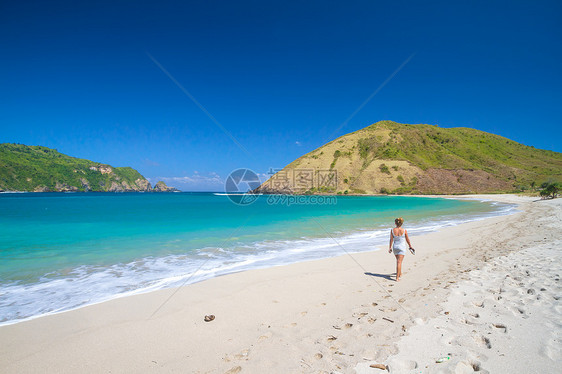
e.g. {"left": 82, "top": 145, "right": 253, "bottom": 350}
{"left": 149, "top": 172, "right": 224, "bottom": 191}
{"left": 295, "top": 141, "right": 302, "bottom": 146}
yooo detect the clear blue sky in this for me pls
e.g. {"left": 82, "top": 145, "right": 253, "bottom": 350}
{"left": 1, "top": 1, "right": 561, "bottom": 191}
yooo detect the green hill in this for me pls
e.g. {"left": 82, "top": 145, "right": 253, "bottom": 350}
{"left": 0, "top": 144, "right": 173, "bottom": 192}
{"left": 256, "top": 121, "right": 562, "bottom": 195}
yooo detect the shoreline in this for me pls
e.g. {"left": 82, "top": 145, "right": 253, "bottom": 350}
{"left": 0, "top": 195, "right": 516, "bottom": 327}
{"left": 1, "top": 194, "right": 559, "bottom": 373}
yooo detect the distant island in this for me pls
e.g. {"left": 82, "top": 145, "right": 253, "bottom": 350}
{"left": 255, "top": 121, "right": 562, "bottom": 195}
{"left": 0, "top": 144, "right": 178, "bottom": 192}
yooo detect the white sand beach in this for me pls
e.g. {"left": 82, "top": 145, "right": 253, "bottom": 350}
{"left": 1, "top": 195, "right": 560, "bottom": 373}
{"left": 359, "top": 196, "right": 562, "bottom": 374}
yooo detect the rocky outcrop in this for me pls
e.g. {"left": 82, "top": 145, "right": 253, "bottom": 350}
{"left": 121, "top": 181, "right": 132, "bottom": 190}
{"left": 89, "top": 165, "right": 113, "bottom": 174}
{"left": 31, "top": 178, "right": 178, "bottom": 193}
{"left": 80, "top": 178, "right": 90, "bottom": 191}
{"left": 55, "top": 182, "right": 79, "bottom": 192}
{"left": 33, "top": 186, "right": 49, "bottom": 192}
{"left": 135, "top": 178, "right": 152, "bottom": 191}
{"left": 153, "top": 181, "right": 179, "bottom": 192}
{"left": 108, "top": 181, "right": 123, "bottom": 192}
{"left": 99, "top": 165, "right": 113, "bottom": 174}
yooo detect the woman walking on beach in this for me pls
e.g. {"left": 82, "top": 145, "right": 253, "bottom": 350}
{"left": 389, "top": 217, "right": 414, "bottom": 281}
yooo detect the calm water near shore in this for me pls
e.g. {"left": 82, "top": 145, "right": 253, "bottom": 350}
{"left": 0, "top": 192, "right": 515, "bottom": 324}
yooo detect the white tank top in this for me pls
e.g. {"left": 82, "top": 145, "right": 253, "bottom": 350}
{"left": 391, "top": 229, "right": 407, "bottom": 250}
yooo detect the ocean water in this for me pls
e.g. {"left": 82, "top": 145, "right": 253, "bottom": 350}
{"left": 0, "top": 192, "right": 515, "bottom": 325}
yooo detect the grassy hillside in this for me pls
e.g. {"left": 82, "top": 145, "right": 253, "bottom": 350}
{"left": 257, "top": 121, "right": 562, "bottom": 195}
{"left": 0, "top": 144, "right": 153, "bottom": 192}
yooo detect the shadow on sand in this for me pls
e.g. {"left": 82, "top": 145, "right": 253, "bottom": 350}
{"left": 364, "top": 272, "right": 395, "bottom": 280}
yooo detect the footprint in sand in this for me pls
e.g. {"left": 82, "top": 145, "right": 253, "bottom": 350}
{"left": 352, "top": 312, "right": 368, "bottom": 318}
{"left": 387, "top": 358, "right": 418, "bottom": 371}
{"left": 492, "top": 323, "right": 508, "bottom": 333}
{"left": 475, "top": 335, "right": 492, "bottom": 349}
{"left": 283, "top": 322, "right": 298, "bottom": 328}
{"left": 513, "top": 306, "right": 528, "bottom": 318}
{"left": 456, "top": 360, "right": 487, "bottom": 374}
{"left": 225, "top": 366, "right": 242, "bottom": 374}
{"left": 258, "top": 332, "right": 272, "bottom": 342}
{"left": 473, "top": 301, "right": 484, "bottom": 308}
{"left": 540, "top": 337, "right": 561, "bottom": 361}
{"left": 233, "top": 349, "right": 251, "bottom": 361}
{"left": 333, "top": 323, "right": 353, "bottom": 330}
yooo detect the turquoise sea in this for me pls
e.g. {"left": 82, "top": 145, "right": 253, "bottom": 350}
{"left": 0, "top": 192, "right": 514, "bottom": 325}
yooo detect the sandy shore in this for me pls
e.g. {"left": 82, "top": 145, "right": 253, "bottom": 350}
{"left": 1, "top": 195, "right": 560, "bottom": 373}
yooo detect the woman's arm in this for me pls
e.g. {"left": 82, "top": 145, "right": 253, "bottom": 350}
{"left": 389, "top": 230, "right": 393, "bottom": 253}
{"left": 405, "top": 230, "right": 413, "bottom": 248}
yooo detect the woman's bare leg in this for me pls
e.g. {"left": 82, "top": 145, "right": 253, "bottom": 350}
{"left": 395, "top": 255, "right": 404, "bottom": 281}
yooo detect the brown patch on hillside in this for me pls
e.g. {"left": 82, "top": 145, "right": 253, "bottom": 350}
{"left": 416, "top": 168, "right": 513, "bottom": 194}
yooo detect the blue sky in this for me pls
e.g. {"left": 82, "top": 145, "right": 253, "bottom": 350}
{"left": 1, "top": 1, "right": 561, "bottom": 191}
